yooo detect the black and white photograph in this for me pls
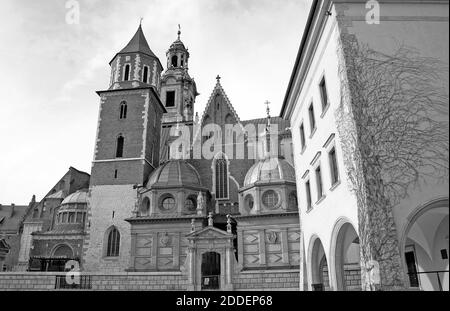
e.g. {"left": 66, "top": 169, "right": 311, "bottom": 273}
{"left": 0, "top": 0, "right": 448, "bottom": 306}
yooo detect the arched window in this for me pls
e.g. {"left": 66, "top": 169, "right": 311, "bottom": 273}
{"left": 214, "top": 153, "right": 228, "bottom": 199}
{"left": 106, "top": 227, "right": 120, "bottom": 257}
{"left": 116, "top": 135, "right": 124, "bottom": 158}
{"left": 171, "top": 55, "right": 178, "bottom": 67}
{"left": 119, "top": 101, "right": 127, "bottom": 119}
{"left": 143, "top": 65, "right": 149, "bottom": 83}
{"left": 123, "top": 64, "right": 130, "bottom": 81}
{"left": 32, "top": 208, "right": 39, "bottom": 218}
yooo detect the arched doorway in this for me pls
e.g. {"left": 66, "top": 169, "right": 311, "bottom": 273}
{"left": 402, "top": 199, "right": 449, "bottom": 291}
{"left": 201, "top": 252, "right": 221, "bottom": 290}
{"left": 52, "top": 244, "right": 73, "bottom": 258}
{"left": 333, "top": 222, "right": 361, "bottom": 291}
{"left": 310, "top": 237, "right": 330, "bottom": 291}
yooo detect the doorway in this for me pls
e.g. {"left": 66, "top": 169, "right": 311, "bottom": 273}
{"left": 201, "top": 252, "right": 221, "bottom": 290}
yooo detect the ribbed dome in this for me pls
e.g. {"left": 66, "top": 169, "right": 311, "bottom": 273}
{"left": 146, "top": 160, "right": 202, "bottom": 188}
{"left": 244, "top": 158, "right": 296, "bottom": 187}
{"left": 61, "top": 189, "right": 88, "bottom": 206}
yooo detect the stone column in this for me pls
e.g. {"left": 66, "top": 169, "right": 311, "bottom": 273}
{"left": 225, "top": 243, "right": 234, "bottom": 290}
{"left": 187, "top": 243, "right": 196, "bottom": 291}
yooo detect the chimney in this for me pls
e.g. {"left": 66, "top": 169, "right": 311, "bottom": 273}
{"left": 10, "top": 203, "right": 15, "bottom": 217}
{"left": 30, "top": 195, "right": 36, "bottom": 206}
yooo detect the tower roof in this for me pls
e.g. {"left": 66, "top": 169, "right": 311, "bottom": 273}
{"left": 109, "top": 25, "right": 160, "bottom": 65}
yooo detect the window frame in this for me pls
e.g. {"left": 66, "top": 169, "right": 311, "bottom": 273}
{"left": 106, "top": 227, "right": 120, "bottom": 257}
{"left": 165, "top": 90, "right": 176, "bottom": 107}
{"left": 299, "top": 122, "right": 306, "bottom": 153}
{"left": 116, "top": 135, "right": 124, "bottom": 158}
{"left": 142, "top": 65, "right": 149, "bottom": 83}
{"left": 319, "top": 75, "right": 330, "bottom": 116}
{"left": 213, "top": 153, "right": 229, "bottom": 200}
{"left": 308, "top": 102, "right": 317, "bottom": 136}
{"left": 123, "top": 63, "right": 131, "bottom": 81}
{"left": 328, "top": 146, "right": 340, "bottom": 187}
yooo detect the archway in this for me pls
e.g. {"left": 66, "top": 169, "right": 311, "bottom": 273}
{"left": 310, "top": 237, "right": 330, "bottom": 291}
{"left": 333, "top": 222, "right": 361, "bottom": 291}
{"left": 401, "top": 198, "right": 449, "bottom": 291}
{"left": 52, "top": 244, "right": 73, "bottom": 258}
{"left": 201, "top": 252, "right": 221, "bottom": 290}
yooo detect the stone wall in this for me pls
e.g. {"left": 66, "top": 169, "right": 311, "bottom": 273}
{"left": 0, "top": 270, "right": 299, "bottom": 291}
{"left": 233, "top": 270, "right": 299, "bottom": 291}
{"left": 0, "top": 272, "right": 187, "bottom": 291}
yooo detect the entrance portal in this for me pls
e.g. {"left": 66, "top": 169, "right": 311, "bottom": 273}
{"left": 201, "top": 252, "right": 221, "bottom": 290}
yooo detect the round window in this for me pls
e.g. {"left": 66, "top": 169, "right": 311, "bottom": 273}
{"left": 160, "top": 196, "right": 176, "bottom": 211}
{"left": 262, "top": 190, "right": 279, "bottom": 209}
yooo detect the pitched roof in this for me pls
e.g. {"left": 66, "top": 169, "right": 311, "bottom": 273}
{"left": 120, "top": 25, "right": 157, "bottom": 57}
{"left": 193, "top": 79, "right": 244, "bottom": 142}
{"left": 109, "top": 25, "right": 161, "bottom": 66}
{"left": 0, "top": 204, "right": 29, "bottom": 232}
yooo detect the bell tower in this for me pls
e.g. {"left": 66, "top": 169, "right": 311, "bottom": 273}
{"left": 159, "top": 26, "right": 199, "bottom": 161}
{"left": 83, "top": 24, "right": 166, "bottom": 272}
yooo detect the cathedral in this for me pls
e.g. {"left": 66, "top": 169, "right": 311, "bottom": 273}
{"left": 7, "top": 25, "right": 301, "bottom": 291}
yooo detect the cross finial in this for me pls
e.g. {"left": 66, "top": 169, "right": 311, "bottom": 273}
{"left": 264, "top": 100, "right": 271, "bottom": 118}
{"left": 216, "top": 75, "right": 221, "bottom": 83}
{"left": 226, "top": 214, "right": 232, "bottom": 233}
{"left": 178, "top": 24, "right": 181, "bottom": 39}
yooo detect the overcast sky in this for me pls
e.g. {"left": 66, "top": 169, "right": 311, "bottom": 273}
{"left": 0, "top": 0, "right": 311, "bottom": 204}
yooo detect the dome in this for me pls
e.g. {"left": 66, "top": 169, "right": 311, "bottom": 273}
{"left": 244, "top": 157, "right": 296, "bottom": 187}
{"left": 61, "top": 189, "right": 88, "bottom": 206}
{"left": 169, "top": 38, "right": 186, "bottom": 50}
{"left": 146, "top": 160, "right": 202, "bottom": 188}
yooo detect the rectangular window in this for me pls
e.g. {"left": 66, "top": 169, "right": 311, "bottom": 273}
{"left": 305, "top": 180, "right": 312, "bottom": 210}
{"left": 319, "top": 77, "right": 329, "bottom": 111}
{"left": 308, "top": 103, "right": 316, "bottom": 133}
{"left": 315, "top": 165, "right": 323, "bottom": 200}
{"left": 329, "top": 147, "right": 339, "bottom": 186}
{"left": 299, "top": 123, "right": 306, "bottom": 151}
{"left": 166, "top": 91, "right": 175, "bottom": 107}
{"left": 143, "top": 65, "right": 149, "bottom": 83}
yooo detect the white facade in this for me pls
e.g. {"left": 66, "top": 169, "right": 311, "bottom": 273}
{"left": 282, "top": 0, "right": 449, "bottom": 291}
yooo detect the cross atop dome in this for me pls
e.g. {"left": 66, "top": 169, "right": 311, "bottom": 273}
{"left": 216, "top": 75, "right": 221, "bottom": 83}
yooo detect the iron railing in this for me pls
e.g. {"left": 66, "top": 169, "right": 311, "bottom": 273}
{"left": 408, "top": 270, "right": 449, "bottom": 291}
{"left": 55, "top": 275, "right": 92, "bottom": 289}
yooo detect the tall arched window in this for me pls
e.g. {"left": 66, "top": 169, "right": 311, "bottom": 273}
{"left": 119, "top": 101, "right": 127, "bottom": 119}
{"left": 214, "top": 153, "right": 228, "bottom": 199}
{"left": 123, "top": 64, "right": 131, "bottom": 81}
{"left": 142, "top": 65, "right": 149, "bottom": 83}
{"left": 116, "top": 135, "right": 124, "bottom": 158}
{"left": 106, "top": 227, "right": 120, "bottom": 257}
{"left": 171, "top": 55, "right": 178, "bottom": 67}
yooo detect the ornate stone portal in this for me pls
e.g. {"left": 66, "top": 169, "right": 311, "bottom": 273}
{"left": 185, "top": 217, "right": 236, "bottom": 291}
